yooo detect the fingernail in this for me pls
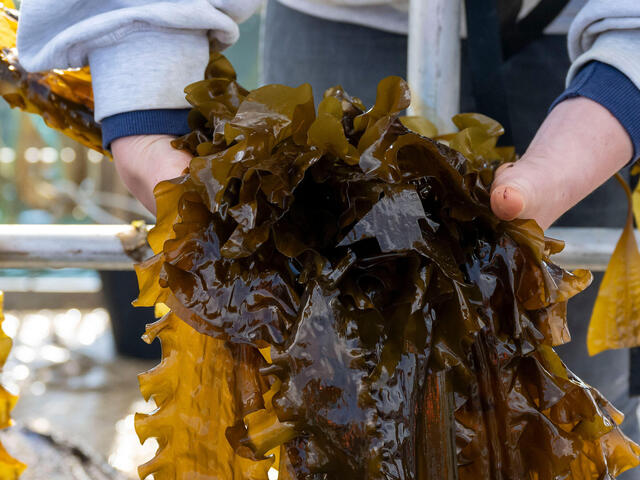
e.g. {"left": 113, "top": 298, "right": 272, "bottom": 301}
{"left": 491, "top": 185, "right": 525, "bottom": 220}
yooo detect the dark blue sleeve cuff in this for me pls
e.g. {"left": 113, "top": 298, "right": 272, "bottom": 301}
{"left": 101, "top": 109, "right": 191, "bottom": 150}
{"left": 551, "top": 61, "right": 640, "bottom": 163}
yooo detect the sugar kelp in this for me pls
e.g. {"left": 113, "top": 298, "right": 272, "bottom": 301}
{"left": 131, "top": 53, "right": 640, "bottom": 478}
{"left": 3, "top": 1, "right": 640, "bottom": 358}
{"left": 135, "top": 311, "right": 276, "bottom": 479}
{"left": 0, "top": 2, "right": 102, "bottom": 154}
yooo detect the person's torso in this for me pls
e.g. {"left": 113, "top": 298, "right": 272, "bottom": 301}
{"left": 275, "top": 0, "right": 587, "bottom": 35}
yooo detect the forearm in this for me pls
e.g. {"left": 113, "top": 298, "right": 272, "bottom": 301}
{"left": 16, "top": 0, "right": 262, "bottom": 130}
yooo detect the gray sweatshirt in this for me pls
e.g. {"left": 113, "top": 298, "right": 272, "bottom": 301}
{"left": 16, "top": 0, "right": 640, "bottom": 123}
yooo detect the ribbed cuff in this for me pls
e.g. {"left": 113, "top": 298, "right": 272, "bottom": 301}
{"left": 101, "top": 109, "right": 191, "bottom": 150}
{"left": 551, "top": 61, "right": 640, "bottom": 162}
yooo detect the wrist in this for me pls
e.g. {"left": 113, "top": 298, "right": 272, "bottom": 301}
{"left": 101, "top": 109, "right": 191, "bottom": 150}
{"left": 551, "top": 61, "right": 640, "bottom": 163}
{"left": 529, "top": 97, "right": 632, "bottom": 169}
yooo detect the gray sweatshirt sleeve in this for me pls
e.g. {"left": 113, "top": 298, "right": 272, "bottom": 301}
{"left": 567, "top": 0, "right": 640, "bottom": 88}
{"left": 16, "top": 0, "right": 262, "bottom": 121}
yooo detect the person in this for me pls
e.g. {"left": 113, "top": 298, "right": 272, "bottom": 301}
{"left": 15, "top": 0, "right": 640, "bottom": 230}
{"left": 14, "top": 0, "right": 640, "bottom": 472}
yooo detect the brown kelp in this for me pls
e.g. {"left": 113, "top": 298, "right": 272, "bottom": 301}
{"left": 0, "top": 2, "right": 102, "bottom": 154}
{"left": 132, "top": 54, "right": 640, "bottom": 478}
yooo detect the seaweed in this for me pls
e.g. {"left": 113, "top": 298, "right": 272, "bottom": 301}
{"left": 132, "top": 54, "right": 640, "bottom": 478}
{"left": 0, "top": 2, "right": 102, "bottom": 154}
{"left": 135, "top": 311, "right": 275, "bottom": 480}
{"left": 0, "top": 292, "right": 26, "bottom": 479}
{"left": 588, "top": 174, "right": 640, "bottom": 355}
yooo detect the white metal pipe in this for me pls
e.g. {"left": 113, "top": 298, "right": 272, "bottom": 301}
{"left": 407, "top": 0, "right": 462, "bottom": 133}
{"left": 0, "top": 224, "right": 151, "bottom": 270}
{"left": 0, "top": 225, "right": 627, "bottom": 272}
{"left": 546, "top": 227, "right": 627, "bottom": 272}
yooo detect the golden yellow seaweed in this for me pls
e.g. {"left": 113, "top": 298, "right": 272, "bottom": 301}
{"left": 0, "top": 292, "right": 26, "bottom": 479}
{"left": 135, "top": 312, "right": 273, "bottom": 480}
{"left": 588, "top": 174, "right": 640, "bottom": 355}
{"left": 632, "top": 164, "right": 640, "bottom": 233}
{"left": 0, "top": 2, "right": 16, "bottom": 48}
{"left": 0, "top": 4, "right": 102, "bottom": 153}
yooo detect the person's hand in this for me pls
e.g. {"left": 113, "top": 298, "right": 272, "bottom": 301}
{"left": 112, "top": 135, "right": 192, "bottom": 215}
{"left": 490, "top": 97, "right": 633, "bottom": 230}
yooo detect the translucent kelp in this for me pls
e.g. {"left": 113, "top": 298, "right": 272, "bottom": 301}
{"left": 0, "top": 292, "right": 25, "bottom": 479}
{"left": 135, "top": 311, "right": 274, "bottom": 480}
{"left": 0, "top": 2, "right": 102, "bottom": 154}
{"left": 130, "top": 54, "right": 640, "bottom": 478}
{"left": 588, "top": 174, "right": 640, "bottom": 355}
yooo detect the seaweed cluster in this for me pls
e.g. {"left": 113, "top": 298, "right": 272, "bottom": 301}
{"left": 133, "top": 54, "right": 640, "bottom": 479}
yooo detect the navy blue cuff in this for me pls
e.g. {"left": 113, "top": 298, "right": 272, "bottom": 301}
{"left": 551, "top": 61, "right": 640, "bottom": 163}
{"left": 101, "top": 109, "right": 191, "bottom": 150}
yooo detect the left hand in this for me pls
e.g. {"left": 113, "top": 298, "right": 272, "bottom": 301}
{"left": 490, "top": 97, "right": 633, "bottom": 230}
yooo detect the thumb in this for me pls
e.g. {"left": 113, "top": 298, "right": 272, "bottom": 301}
{"left": 490, "top": 164, "right": 526, "bottom": 221}
{"left": 490, "top": 157, "right": 558, "bottom": 229}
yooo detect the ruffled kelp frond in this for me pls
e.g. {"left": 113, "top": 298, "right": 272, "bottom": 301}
{"left": 135, "top": 312, "right": 273, "bottom": 480}
{"left": 2, "top": 19, "right": 639, "bottom": 473}
{"left": 130, "top": 54, "right": 640, "bottom": 478}
{"left": 0, "top": 4, "right": 101, "bottom": 153}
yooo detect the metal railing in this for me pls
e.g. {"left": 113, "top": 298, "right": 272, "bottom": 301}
{"left": 0, "top": 224, "right": 623, "bottom": 272}
{"left": 0, "top": 0, "right": 619, "bottom": 274}
{"left": 0, "top": 224, "right": 151, "bottom": 270}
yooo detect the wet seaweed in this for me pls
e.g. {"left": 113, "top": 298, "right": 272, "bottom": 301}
{"left": 0, "top": 292, "right": 26, "bottom": 478}
{"left": 1, "top": 5, "right": 639, "bottom": 473}
{"left": 133, "top": 54, "right": 640, "bottom": 479}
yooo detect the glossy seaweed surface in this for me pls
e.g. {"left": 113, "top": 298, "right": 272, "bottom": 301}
{"left": 133, "top": 54, "right": 640, "bottom": 479}
{"left": 0, "top": 3, "right": 102, "bottom": 154}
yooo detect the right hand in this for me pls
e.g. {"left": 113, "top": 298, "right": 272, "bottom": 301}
{"left": 112, "top": 135, "right": 192, "bottom": 215}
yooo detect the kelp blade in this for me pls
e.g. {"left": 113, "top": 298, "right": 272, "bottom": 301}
{"left": 0, "top": 4, "right": 102, "bottom": 153}
{"left": 588, "top": 174, "right": 640, "bottom": 355}
{"left": 135, "top": 312, "right": 273, "bottom": 480}
{"left": 1, "top": 14, "right": 639, "bottom": 473}
{"left": 0, "top": 292, "right": 26, "bottom": 478}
